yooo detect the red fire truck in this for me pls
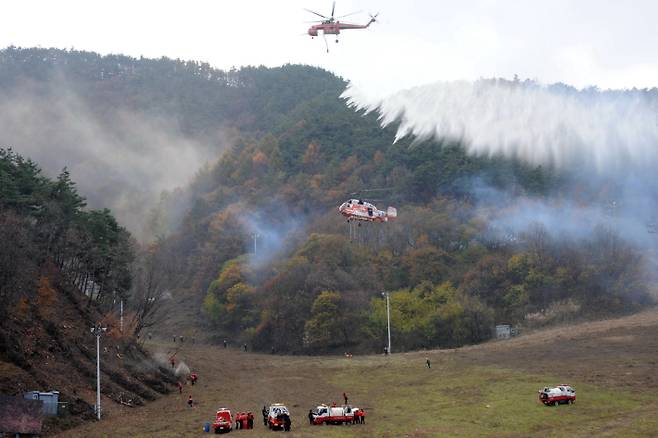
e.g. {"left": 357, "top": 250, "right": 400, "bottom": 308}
{"left": 212, "top": 408, "right": 233, "bottom": 433}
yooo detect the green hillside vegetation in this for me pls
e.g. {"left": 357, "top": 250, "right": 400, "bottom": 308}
{"left": 0, "top": 148, "right": 132, "bottom": 313}
{"left": 150, "top": 63, "right": 650, "bottom": 353}
{"left": 0, "top": 149, "right": 177, "bottom": 434}
{"left": 1, "top": 48, "right": 653, "bottom": 355}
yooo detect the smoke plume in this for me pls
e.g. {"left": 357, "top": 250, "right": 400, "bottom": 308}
{"left": 238, "top": 205, "right": 305, "bottom": 270}
{"left": 0, "top": 81, "right": 227, "bottom": 240}
{"left": 473, "top": 177, "right": 657, "bottom": 248}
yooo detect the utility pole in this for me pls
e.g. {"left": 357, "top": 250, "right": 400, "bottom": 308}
{"left": 252, "top": 232, "right": 260, "bottom": 255}
{"left": 382, "top": 292, "right": 391, "bottom": 354}
{"left": 90, "top": 323, "right": 107, "bottom": 420}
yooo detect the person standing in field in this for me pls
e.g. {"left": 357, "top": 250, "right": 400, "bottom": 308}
{"left": 187, "top": 395, "right": 194, "bottom": 408}
{"left": 177, "top": 381, "right": 183, "bottom": 394}
{"left": 343, "top": 392, "right": 348, "bottom": 405}
{"left": 426, "top": 357, "right": 431, "bottom": 368}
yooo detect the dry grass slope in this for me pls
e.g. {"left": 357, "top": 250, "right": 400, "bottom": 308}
{"left": 56, "top": 308, "right": 658, "bottom": 437}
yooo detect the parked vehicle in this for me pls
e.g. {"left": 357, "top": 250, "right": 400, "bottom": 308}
{"left": 310, "top": 404, "right": 363, "bottom": 425}
{"left": 212, "top": 408, "right": 233, "bottom": 433}
{"left": 538, "top": 385, "right": 576, "bottom": 406}
{"left": 267, "top": 403, "right": 290, "bottom": 430}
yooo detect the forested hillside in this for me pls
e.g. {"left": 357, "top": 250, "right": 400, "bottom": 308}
{"left": 0, "top": 47, "right": 344, "bottom": 236}
{"left": 0, "top": 149, "right": 176, "bottom": 434}
{"left": 129, "top": 55, "right": 650, "bottom": 354}
{"left": 179, "top": 100, "right": 653, "bottom": 353}
{"left": 1, "top": 47, "right": 653, "bottom": 356}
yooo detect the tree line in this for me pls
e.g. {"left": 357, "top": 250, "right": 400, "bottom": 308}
{"left": 0, "top": 148, "right": 169, "bottom": 335}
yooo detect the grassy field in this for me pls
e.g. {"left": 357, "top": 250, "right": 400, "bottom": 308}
{"left": 55, "top": 309, "right": 658, "bottom": 437}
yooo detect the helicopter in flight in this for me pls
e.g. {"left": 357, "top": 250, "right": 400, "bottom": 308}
{"left": 339, "top": 198, "right": 397, "bottom": 223}
{"left": 305, "top": 2, "right": 378, "bottom": 51}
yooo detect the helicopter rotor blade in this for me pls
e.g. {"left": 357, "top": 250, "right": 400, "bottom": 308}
{"left": 337, "top": 10, "right": 362, "bottom": 19}
{"left": 304, "top": 8, "right": 328, "bottom": 19}
{"left": 331, "top": 1, "right": 336, "bottom": 19}
{"left": 350, "top": 188, "right": 393, "bottom": 195}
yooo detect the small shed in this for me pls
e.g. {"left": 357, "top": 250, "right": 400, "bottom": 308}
{"left": 495, "top": 324, "right": 511, "bottom": 339}
{"left": 24, "top": 391, "right": 60, "bottom": 416}
{"left": 0, "top": 394, "right": 43, "bottom": 436}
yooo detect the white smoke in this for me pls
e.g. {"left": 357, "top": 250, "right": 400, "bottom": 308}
{"left": 473, "top": 179, "right": 656, "bottom": 247}
{"left": 239, "top": 207, "right": 305, "bottom": 270}
{"left": 0, "top": 81, "right": 228, "bottom": 240}
{"left": 342, "top": 79, "right": 658, "bottom": 173}
{"left": 153, "top": 351, "right": 190, "bottom": 377}
{"left": 174, "top": 361, "right": 191, "bottom": 377}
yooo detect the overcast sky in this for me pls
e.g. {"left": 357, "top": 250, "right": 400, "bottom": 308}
{"left": 2, "top": 0, "right": 657, "bottom": 96}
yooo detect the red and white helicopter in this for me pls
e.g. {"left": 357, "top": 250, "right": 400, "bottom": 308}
{"left": 306, "top": 2, "right": 378, "bottom": 51}
{"left": 339, "top": 199, "right": 397, "bottom": 223}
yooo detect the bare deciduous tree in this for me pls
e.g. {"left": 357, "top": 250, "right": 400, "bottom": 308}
{"left": 129, "top": 238, "right": 174, "bottom": 336}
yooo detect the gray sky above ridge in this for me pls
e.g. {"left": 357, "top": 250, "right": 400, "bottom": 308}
{"left": 1, "top": 0, "right": 657, "bottom": 96}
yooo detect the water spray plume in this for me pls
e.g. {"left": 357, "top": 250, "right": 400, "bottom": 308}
{"left": 342, "top": 79, "right": 658, "bottom": 173}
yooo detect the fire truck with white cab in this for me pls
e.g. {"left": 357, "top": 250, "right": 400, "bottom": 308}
{"left": 310, "top": 404, "right": 364, "bottom": 425}
{"left": 267, "top": 403, "right": 290, "bottom": 430}
{"left": 538, "top": 384, "right": 576, "bottom": 406}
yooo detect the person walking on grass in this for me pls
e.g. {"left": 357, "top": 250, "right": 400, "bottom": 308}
{"left": 426, "top": 357, "right": 431, "bottom": 369}
{"left": 187, "top": 395, "right": 194, "bottom": 408}
{"left": 343, "top": 392, "right": 348, "bottom": 405}
{"left": 177, "top": 381, "right": 183, "bottom": 394}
